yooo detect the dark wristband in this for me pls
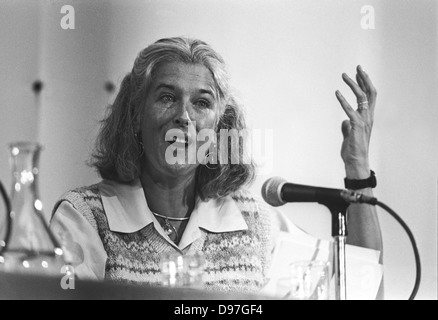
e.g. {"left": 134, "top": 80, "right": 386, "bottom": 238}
{"left": 344, "top": 170, "right": 377, "bottom": 190}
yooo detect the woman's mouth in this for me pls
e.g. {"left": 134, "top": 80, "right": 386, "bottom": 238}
{"left": 168, "top": 135, "right": 189, "bottom": 148}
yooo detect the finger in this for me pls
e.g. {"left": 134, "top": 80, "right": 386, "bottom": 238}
{"left": 342, "top": 73, "right": 368, "bottom": 104}
{"left": 357, "top": 65, "right": 375, "bottom": 93}
{"left": 355, "top": 73, "right": 370, "bottom": 113}
{"left": 357, "top": 65, "right": 377, "bottom": 111}
{"left": 335, "top": 90, "right": 360, "bottom": 121}
{"left": 356, "top": 73, "right": 367, "bottom": 93}
{"left": 341, "top": 119, "right": 351, "bottom": 139}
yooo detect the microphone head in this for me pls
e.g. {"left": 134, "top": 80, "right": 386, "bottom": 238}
{"left": 261, "top": 177, "right": 287, "bottom": 207}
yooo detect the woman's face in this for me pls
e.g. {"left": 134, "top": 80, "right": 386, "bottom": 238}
{"left": 139, "top": 62, "right": 220, "bottom": 179}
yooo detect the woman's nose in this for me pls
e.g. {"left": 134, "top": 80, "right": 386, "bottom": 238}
{"left": 174, "top": 101, "right": 193, "bottom": 127}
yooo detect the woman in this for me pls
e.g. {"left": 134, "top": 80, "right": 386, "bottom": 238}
{"left": 50, "top": 37, "right": 382, "bottom": 293}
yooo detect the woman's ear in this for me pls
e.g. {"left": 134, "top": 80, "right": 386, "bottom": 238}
{"left": 217, "top": 104, "right": 236, "bottom": 131}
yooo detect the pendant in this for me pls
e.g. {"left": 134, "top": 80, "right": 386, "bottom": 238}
{"left": 163, "top": 218, "right": 178, "bottom": 242}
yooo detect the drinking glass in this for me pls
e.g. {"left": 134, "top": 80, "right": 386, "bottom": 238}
{"left": 289, "top": 260, "right": 330, "bottom": 300}
{"left": 160, "top": 252, "right": 205, "bottom": 289}
{"left": 276, "top": 260, "right": 330, "bottom": 300}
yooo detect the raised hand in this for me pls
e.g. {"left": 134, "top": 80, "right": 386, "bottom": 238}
{"left": 335, "top": 65, "right": 377, "bottom": 179}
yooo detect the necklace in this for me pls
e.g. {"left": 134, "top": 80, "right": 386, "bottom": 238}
{"left": 152, "top": 212, "right": 190, "bottom": 243}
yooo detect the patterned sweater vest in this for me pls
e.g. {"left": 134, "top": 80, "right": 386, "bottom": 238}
{"left": 58, "top": 184, "right": 273, "bottom": 293}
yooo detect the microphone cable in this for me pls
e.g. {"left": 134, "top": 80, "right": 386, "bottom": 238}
{"left": 261, "top": 177, "right": 421, "bottom": 299}
{"left": 375, "top": 200, "right": 421, "bottom": 300}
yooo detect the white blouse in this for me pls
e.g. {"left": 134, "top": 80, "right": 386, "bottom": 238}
{"left": 50, "top": 179, "right": 308, "bottom": 281}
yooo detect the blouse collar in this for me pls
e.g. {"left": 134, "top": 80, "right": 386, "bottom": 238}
{"left": 98, "top": 179, "right": 248, "bottom": 250}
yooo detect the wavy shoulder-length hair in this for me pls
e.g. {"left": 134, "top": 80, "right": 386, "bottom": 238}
{"left": 90, "top": 37, "right": 255, "bottom": 200}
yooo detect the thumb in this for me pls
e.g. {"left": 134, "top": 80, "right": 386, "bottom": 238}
{"left": 341, "top": 120, "right": 351, "bottom": 139}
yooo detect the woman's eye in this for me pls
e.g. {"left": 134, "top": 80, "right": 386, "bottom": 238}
{"left": 160, "top": 95, "right": 175, "bottom": 104}
{"left": 195, "top": 99, "right": 211, "bottom": 109}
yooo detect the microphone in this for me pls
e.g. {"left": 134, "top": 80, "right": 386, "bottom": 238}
{"left": 261, "top": 177, "right": 378, "bottom": 207}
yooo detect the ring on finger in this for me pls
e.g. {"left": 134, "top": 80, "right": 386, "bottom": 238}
{"left": 358, "top": 100, "right": 369, "bottom": 110}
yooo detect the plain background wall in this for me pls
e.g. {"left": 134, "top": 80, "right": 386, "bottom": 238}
{"left": 0, "top": 0, "right": 436, "bottom": 299}
{"left": 0, "top": 0, "right": 40, "bottom": 173}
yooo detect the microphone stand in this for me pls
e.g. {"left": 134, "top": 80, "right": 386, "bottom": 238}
{"left": 322, "top": 201, "right": 349, "bottom": 300}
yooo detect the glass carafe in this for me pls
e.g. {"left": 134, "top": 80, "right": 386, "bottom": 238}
{"left": 0, "top": 141, "right": 66, "bottom": 276}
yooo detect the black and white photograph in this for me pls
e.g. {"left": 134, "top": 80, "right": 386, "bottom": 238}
{"left": 0, "top": 0, "right": 436, "bottom": 303}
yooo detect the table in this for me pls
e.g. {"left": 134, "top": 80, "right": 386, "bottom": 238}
{"left": 0, "top": 272, "right": 272, "bottom": 300}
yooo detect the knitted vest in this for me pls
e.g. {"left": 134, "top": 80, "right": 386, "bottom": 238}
{"left": 57, "top": 184, "right": 273, "bottom": 293}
